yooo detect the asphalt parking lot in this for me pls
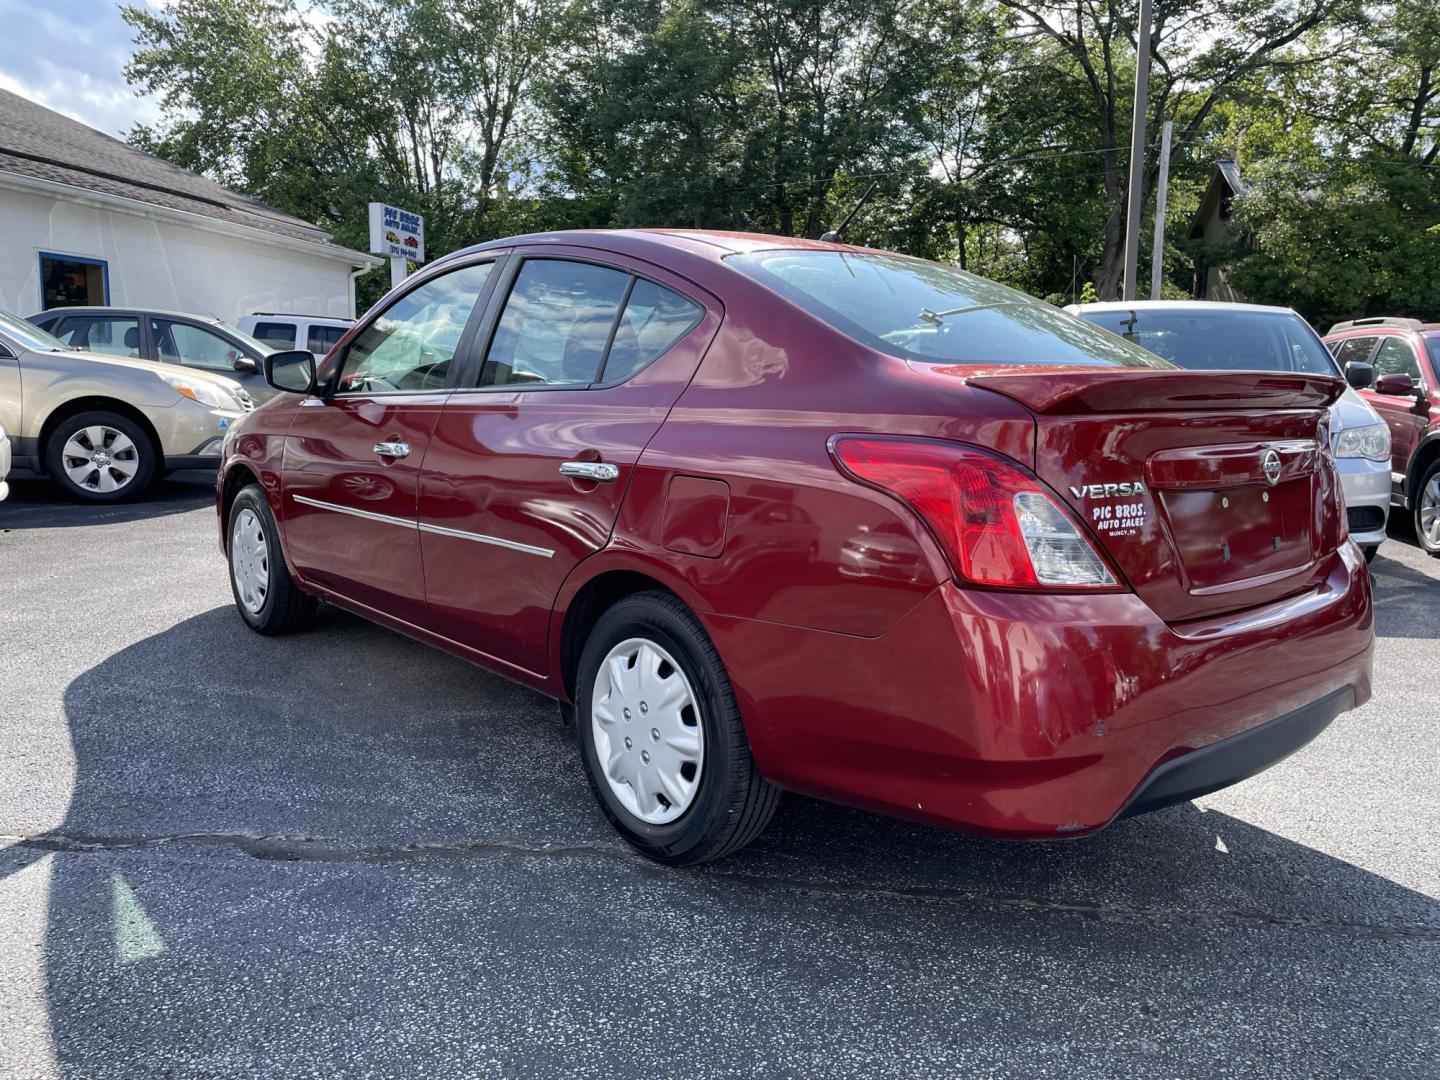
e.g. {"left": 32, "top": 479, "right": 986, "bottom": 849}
{"left": 0, "top": 475, "right": 1436, "bottom": 1079}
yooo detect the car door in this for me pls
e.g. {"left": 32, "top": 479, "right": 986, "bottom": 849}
{"left": 1364, "top": 336, "right": 1429, "bottom": 481}
{"left": 419, "top": 250, "right": 718, "bottom": 675}
{"left": 150, "top": 318, "right": 271, "bottom": 403}
{"left": 281, "top": 258, "right": 502, "bottom": 627}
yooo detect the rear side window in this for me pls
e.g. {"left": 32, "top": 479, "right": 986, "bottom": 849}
{"left": 727, "top": 250, "right": 1167, "bottom": 368}
{"left": 600, "top": 278, "right": 703, "bottom": 383}
{"left": 53, "top": 316, "right": 141, "bottom": 358}
{"left": 252, "top": 321, "right": 296, "bottom": 348}
{"left": 482, "top": 260, "right": 631, "bottom": 387}
{"left": 307, "top": 325, "right": 346, "bottom": 354}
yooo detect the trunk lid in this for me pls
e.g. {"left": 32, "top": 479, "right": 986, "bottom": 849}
{"left": 966, "top": 368, "right": 1347, "bottom": 623}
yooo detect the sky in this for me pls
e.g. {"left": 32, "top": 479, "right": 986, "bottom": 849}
{"left": 0, "top": 0, "right": 169, "bottom": 137}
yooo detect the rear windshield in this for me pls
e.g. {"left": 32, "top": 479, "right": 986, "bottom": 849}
{"left": 1080, "top": 307, "right": 1339, "bottom": 376}
{"left": 726, "top": 250, "right": 1169, "bottom": 368}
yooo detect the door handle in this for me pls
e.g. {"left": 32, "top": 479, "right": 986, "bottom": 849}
{"left": 373, "top": 441, "right": 410, "bottom": 459}
{"left": 559, "top": 460, "right": 620, "bottom": 482}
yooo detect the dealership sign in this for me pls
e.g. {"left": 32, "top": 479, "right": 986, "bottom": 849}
{"left": 368, "top": 202, "right": 425, "bottom": 262}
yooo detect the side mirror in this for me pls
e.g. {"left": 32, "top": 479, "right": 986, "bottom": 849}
{"left": 1375, "top": 372, "right": 1415, "bottom": 397}
{"left": 264, "top": 349, "right": 316, "bottom": 395}
{"left": 232, "top": 355, "right": 259, "bottom": 375}
{"left": 1344, "top": 361, "right": 1373, "bottom": 390}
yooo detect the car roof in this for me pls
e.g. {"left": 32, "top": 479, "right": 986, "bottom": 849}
{"left": 1067, "top": 300, "right": 1300, "bottom": 316}
{"left": 438, "top": 228, "right": 864, "bottom": 267}
{"left": 34, "top": 305, "right": 231, "bottom": 325}
{"left": 244, "top": 312, "right": 352, "bottom": 323}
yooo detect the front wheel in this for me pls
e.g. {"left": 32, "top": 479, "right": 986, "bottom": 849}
{"left": 1417, "top": 461, "right": 1440, "bottom": 558}
{"left": 228, "top": 484, "right": 319, "bottom": 634}
{"left": 575, "top": 591, "right": 779, "bottom": 865}
{"left": 45, "top": 411, "right": 157, "bottom": 502}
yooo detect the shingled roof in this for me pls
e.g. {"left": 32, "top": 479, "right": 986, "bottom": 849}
{"left": 0, "top": 88, "right": 363, "bottom": 254}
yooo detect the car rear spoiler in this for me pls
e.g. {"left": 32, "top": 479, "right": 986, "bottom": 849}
{"left": 966, "top": 370, "right": 1345, "bottom": 415}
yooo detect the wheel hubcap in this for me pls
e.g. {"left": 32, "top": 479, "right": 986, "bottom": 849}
{"left": 231, "top": 508, "right": 270, "bottom": 614}
{"left": 61, "top": 425, "right": 138, "bottom": 493}
{"left": 591, "top": 638, "right": 704, "bottom": 824}
{"left": 1421, "top": 476, "right": 1440, "bottom": 548}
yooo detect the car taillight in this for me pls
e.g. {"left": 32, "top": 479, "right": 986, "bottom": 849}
{"left": 830, "top": 436, "right": 1121, "bottom": 590}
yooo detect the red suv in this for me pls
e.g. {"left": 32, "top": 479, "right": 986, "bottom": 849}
{"left": 218, "top": 231, "right": 1373, "bottom": 865}
{"left": 1323, "top": 317, "right": 1440, "bottom": 556}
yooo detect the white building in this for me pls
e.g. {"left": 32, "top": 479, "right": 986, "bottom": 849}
{"left": 0, "top": 89, "right": 380, "bottom": 323}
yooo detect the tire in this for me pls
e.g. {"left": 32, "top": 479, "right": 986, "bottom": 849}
{"left": 1417, "top": 460, "right": 1440, "bottom": 558}
{"left": 227, "top": 484, "right": 319, "bottom": 635}
{"left": 575, "top": 591, "right": 779, "bottom": 865}
{"left": 45, "top": 411, "right": 157, "bottom": 502}
{"left": 1362, "top": 544, "right": 1379, "bottom": 563}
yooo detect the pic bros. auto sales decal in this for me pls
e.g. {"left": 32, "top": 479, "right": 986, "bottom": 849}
{"left": 1069, "top": 481, "right": 1149, "bottom": 537}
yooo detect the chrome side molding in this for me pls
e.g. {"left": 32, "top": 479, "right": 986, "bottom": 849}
{"left": 292, "top": 493, "right": 554, "bottom": 558}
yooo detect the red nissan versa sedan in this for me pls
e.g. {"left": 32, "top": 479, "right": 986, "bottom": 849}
{"left": 216, "top": 231, "right": 1374, "bottom": 865}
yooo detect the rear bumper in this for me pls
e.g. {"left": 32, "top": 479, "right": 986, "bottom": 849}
{"left": 1118, "top": 685, "right": 1353, "bottom": 819}
{"left": 708, "top": 543, "right": 1373, "bottom": 838}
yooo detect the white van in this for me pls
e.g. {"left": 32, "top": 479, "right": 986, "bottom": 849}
{"left": 236, "top": 313, "right": 352, "bottom": 359}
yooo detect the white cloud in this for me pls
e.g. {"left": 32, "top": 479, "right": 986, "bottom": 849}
{"left": 0, "top": 0, "right": 165, "bottom": 135}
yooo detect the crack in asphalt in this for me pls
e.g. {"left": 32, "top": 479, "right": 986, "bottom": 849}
{"left": 5, "top": 829, "right": 1438, "bottom": 942}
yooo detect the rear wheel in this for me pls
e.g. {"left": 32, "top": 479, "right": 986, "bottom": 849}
{"left": 1417, "top": 461, "right": 1440, "bottom": 558}
{"left": 228, "top": 484, "right": 318, "bottom": 634}
{"left": 45, "top": 411, "right": 156, "bottom": 502}
{"left": 575, "top": 591, "right": 779, "bottom": 865}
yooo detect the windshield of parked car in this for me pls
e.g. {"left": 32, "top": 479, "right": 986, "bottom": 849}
{"left": 1080, "top": 307, "right": 1340, "bottom": 376}
{"left": 726, "top": 250, "right": 1170, "bottom": 367}
{"left": 214, "top": 321, "right": 277, "bottom": 356}
{"left": 0, "top": 309, "right": 71, "bottom": 353}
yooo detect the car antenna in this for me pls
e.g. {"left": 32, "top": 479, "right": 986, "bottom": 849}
{"left": 820, "top": 181, "right": 879, "bottom": 244}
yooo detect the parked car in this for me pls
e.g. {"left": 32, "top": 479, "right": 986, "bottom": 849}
{"left": 218, "top": 231, "right": 1372, "bottom": 865}
{"left": 0, "top": 307, "right": 248, "bottom": 502}
{"left": 1067, "top": 301, "right": 1392, "bottom": 561}
{"left": 1322, "top": 317, "right": 1440, "bottom": 557}
{"left": 236, "top": 312, "right": 352, "bottom": 361}
{"left": 0, "top": 421, "right": 10, "bottom": 502}
{"left": 28, "top": 306, "right": 278, "bottom": 404}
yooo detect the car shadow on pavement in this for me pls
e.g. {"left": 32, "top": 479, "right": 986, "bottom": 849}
{"left": 0, "top": 474, "right": 215, "bottom": 532}
{"left": 1370, "top": 551, "right": 1440, "bottom": 639}
{"left": 6, "top": 604, "right": 1438, "bottom": 1075}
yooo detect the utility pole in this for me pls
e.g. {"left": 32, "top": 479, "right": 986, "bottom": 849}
{"left": 1150, "top": 119, "right": 1172, "bottom": 301}
{"left": 1121, "top": 0, "right": 1153, "bottom": 301}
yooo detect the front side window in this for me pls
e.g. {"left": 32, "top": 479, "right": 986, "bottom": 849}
{"left": 728, "top": 250, "right": 1168, "bottom": 368}
{"left": 482, "top": 260, "right": 631, "bottom": 387}
{"left": 54, "top": 316, "right": 141, "bottom": 358}
{"left": 1373, "top": 337, "right": 1422, "bottom": 381}
{"left": 1331, "top": 336, "right": 1376, "bottom": 367}
{"left": 253, "top": 321, "right": 297, "bottom": 349}
{"left": 1079, "top": 308, "right": 1338, "bottom": 376}
{"left": 152, "top": 320, "right": 249, "bottom": 371}
{"left": 337, "top": 262, "right": 494, "bottom": 393}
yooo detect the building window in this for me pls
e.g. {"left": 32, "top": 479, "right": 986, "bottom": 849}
{"left": 40, "top": 253, "right": 109, "bottom": 309}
